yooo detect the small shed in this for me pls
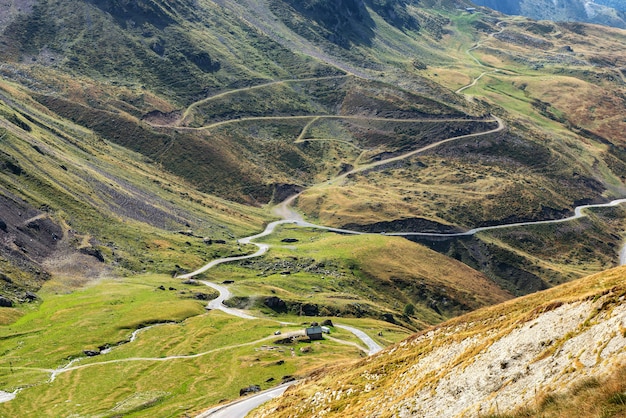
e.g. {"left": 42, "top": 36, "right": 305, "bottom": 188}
{"left": 305, "top": 326, "right": 323, "bottom": 340}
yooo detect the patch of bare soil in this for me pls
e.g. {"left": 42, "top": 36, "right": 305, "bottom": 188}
{"left": 43, "top": 248, "right": 112, "bottom": 292}
{"left": 141, "top": 110, "right": 182, "bottom": 126}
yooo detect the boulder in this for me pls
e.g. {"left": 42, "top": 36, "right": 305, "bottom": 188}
{"left": 301, "top": 303, "right": 319, "bottom": 316}
{"left": 264, "top": 296, "right": 287, "bottom": 313}
{"left": 281, "top": 238, "right": 299, "bottom": 243}
{"left": 0, "top": 296, "right": 13, "bottom": 307}
{"left": 281, "top": 375, "right": 296, "bottom": 384}
{"left": 25, "top": 220, "right": 40, "bottom": 230}
{"left": 239, "top": 385, "right": 261, "bottom": 396}
{"left": 83, "top": 350, "right": 100, "bottom": 357}
{"left": 321, "top": 319, "right": 334, "bottom": 327}
{"left": 381, "top": 313, "right": 396, "bottom": 324}
{"left": 24, "top": 291, "right": 38, "bottom": 302}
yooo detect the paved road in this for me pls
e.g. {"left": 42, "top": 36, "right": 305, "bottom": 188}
{"left": 199, "top": 280, "right": 257, "bottom": 320}
{"left": 178, "top": 76, "right": 348, "bottom": 127}
{"left": 178, "top": 242, "right": 271, "bottom": 280}
{"left": 195, "top": 382, "right": 297, "bottom": 418}
{"left": 335, "top": 325, "right": 382, "bottom": 355}
{"left": 0, "top": 391, "right": 16, "bottom": 403}
{"left": 331, "top": 116, "right": 504, "bottom": 183}
{"left": 455, "top": 69, "right": 500, "bottom": 94}
{"left": 385, "top": 198, "right": 626, "bottom": 238}
{"left": 191, "top": 324, "right": 381, "bottom": 418}
{"left": 193, "top": 115, "right": 494, "bottom": 132}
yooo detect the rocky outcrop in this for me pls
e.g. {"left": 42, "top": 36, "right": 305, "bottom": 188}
{"left": 239, "top": 385, "right": 261, "bottom": 396}
{"left": 0, "top": 296, "right": 13, "bottom": 307}
{"left": 264, "top": 296, "right": 288, "bottom": 313}
{"left": 24, "top": 291, "right": 38, "bottom": 302}
{"left": 79, "top": 247, "right": 105, "bottom": 262}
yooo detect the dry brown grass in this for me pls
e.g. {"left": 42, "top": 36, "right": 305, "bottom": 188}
{"left": 346, "top": 235, "right": 512, "bottom": 309}
{"left": 258, "top": 231, "right": 512, "bottom": 321}
{"left": 523, "top": 76, "right": 626, "bottom": 146}
{"left": 490, "top": 366, "right": 626, "bottom": 418}
{"left": 296, "top": 153, "right": 572, "bottom": 229}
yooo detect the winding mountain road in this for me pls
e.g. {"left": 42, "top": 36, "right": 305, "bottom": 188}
{"left": 117, "top": 15, "right": 626, "bottom": 415}
{"left": 177, "top": 75, "right": 349, "bottom": 127}
{"left": 332, "top": 116, "right": 503, "bottom": 183}
{"left": 3, "top": 13, "right": 625, "bottom": 418}
{"left": 386, "top": 198, "right": 626, "bottom": 238}
{"left": 195, "top": 382, "right": 297, "bottom": 418}
{"left": 335, "top": 325, "right": 382, "bottom": 355}
{"left": 455, "top": 69, "right": 500, "bottom": 94}
{"left": 180, "top": 115, "right": 493, "bottom": 132}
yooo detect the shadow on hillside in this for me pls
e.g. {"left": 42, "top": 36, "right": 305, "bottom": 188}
{"left": 281, "top": 0, "right": 376, "bottom": 48}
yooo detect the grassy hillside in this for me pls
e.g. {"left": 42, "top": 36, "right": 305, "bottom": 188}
{"left": 0, "top": 0, "right": 624, "bottom": 305}
{"left": 252, "top": 266, "right": 626, "bottom": 417}
{"left": 0, "top": 77, "right": 269, "bottom": 303}
{"left": 288, "top": 9, "right": 626, "bottom": 289}
{"left": 0, "top": 273, "right": 402, "bottom": 417}
{"left": 0, "top": 1, "right": 625, "bottom": 416}
{"left": 202, "top": 225, "right": 512, "bottom": 327}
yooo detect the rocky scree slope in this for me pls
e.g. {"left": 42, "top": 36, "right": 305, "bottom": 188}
{"left": 252, "top": 267, "right": 626, "bottom": 417}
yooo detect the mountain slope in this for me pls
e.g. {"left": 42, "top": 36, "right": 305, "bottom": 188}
{"left": 252, "top": 267, "right": 626, "bottom": 417}
{"left": 472, "top": 0, "right": 626, "bottom": 28}
{"left": 2, "top": 0, "right": 626, "bottom": 302}
{"left": 0, "top": 1, "right": 626, "bottom": 416}
{"left": 0, "top": 77, "right": 269, "bottom": 303}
